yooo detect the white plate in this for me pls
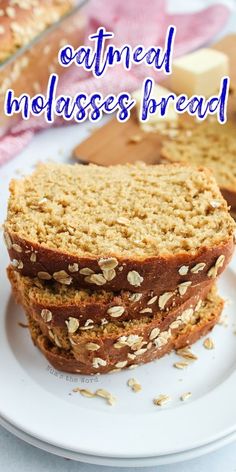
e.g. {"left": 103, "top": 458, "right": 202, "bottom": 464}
{"left": 1, "top": 413, "right": 236, "bottom": 467}
{"left": 1, "top": 131, "right": 236, "bottom": 464}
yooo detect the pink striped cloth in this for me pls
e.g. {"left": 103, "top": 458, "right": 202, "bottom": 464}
{"left": 0, "top": 0, "right": 230, "bottom": 165}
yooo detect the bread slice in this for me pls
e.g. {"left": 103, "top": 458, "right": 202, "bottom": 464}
{"left": 11, "top": 272, "right": 221, "bottom": 374}
{"left": 10, "top": 263, "right": 213, "bottom": 349}
{"left": 26, "top": 287, "right": 223, "bottom": 374}
{"left": 4, "top": 163, "right": 235, "bottom": 292}
{"left": 8, "top": 266, "right": 214, "bottom": 326}
{"left": 161, "top": 120, "right": 236, "bottom": 214}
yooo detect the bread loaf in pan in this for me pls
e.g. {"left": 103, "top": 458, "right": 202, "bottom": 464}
{"left": 0, "top": 1, "right": 86, "bottom": 134}
{"left": 0, "top": 0, "right": 75, "bottom": 63}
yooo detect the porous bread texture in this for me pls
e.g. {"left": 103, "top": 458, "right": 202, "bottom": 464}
{"left": 5, "top": 162, "right": 235, "bottom": 257}
{"left": 0, "top": 0, "right": 75, "bottom": 63}
{"left": 27, "top": 287, "right": 223, "bottom": 374}
{"left": 161, "top": 121, "right": 236, "bottom": 212}
{"left": 8, "top": 266, "right": 214, "bottom": 325}
{"left": 5, "top": 162, "right": 235, "bottom": 292}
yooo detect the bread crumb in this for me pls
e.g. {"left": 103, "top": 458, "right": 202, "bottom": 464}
{"left": 153, "top": 394, "right": 171, "bottom": 406}
{"left": 127, "top": 378, "right": 142, "bottom": 392}
{"left": 73, "top": 387, "right": 116, "bottom": 406}
{"left": 203, "top": 337, "right": 215, "bottom": 350}
{"left": 180, "top": 392, "right": 192, "bottom": 401}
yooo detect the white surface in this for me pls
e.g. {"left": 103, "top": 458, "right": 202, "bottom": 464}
{"left": 0, "top": 1, "right": 236, "bottom": 471}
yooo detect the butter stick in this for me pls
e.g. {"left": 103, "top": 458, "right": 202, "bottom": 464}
{"left": 171, "top": 48, "right": 229, "bottom": 97}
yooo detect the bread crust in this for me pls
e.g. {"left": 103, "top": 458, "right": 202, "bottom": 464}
{"left": 221, "top": 188, "right": 236, "bottom": 215}
{"left": 8, "top": 266, "right": 214, "bottom": 326}
{"left": 5, "top": 232, "right": 235, "bottom": 292}
{"left": 27, "top": 291, "right": 223, "bottom": 375}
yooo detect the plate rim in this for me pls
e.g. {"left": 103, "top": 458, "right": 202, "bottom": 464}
{"left": 1, "top": 414, "right": 236, "bottom": 467}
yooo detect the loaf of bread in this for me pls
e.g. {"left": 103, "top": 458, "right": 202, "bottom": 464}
{"left": 8, "top": 266, "right": 214, "bottom": 325}
{"left": 161, "top": 120, "right": 236, "bottom": 215}
{"left": 4, "top": 163, "right": 235, "bottom": 293}
{"left": 26, "top": 287, "right": 223, "bottom": 374}
{"left": 0, "top": 0, "right": 75, "bottom": 64}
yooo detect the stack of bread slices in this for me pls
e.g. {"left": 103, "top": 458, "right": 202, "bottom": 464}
{"left": 4, "top": 162, "right": 235, "bottom": 374}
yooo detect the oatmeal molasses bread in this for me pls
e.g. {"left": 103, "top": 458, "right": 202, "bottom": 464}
{"left": 26, "top": 287, "right": 223, "bottom": 374}
{"left": 161, "top": 120, "right": 236, "bottom": 214}
{"left": 4, "top": 163, "right": 235, "bottom": 292}
{"left": 8, "top": 266, "right": 214, "bottom": 325}
{"left": 0, "top": 0, "right": 75, "bottom": 64}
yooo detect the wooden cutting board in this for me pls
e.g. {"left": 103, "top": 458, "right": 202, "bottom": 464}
{"left": 73, "top": 34, "right": 236, "bottom": 166}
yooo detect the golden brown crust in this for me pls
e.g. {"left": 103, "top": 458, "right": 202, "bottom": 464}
{"left": 8, "top": 265, "right": 214, "bottom": 326}
{"left": 221, "top": 188, "right": 236, "bottom": 215}
{"left": 6, "top": 232, "right": 235, "bottom": 292}
{"left": 27, "top": 290, "right": 223, "bottom": 374}
{"left": 0, "top": 0, "right": 75, "bottom": 63}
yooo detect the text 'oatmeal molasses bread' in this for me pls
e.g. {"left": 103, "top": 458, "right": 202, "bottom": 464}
{"left": 8, "top": 266, "right": 214, "bottom": 326}
{"left": 4, "top": 163, "right": 235, "bottom": 292}
{"left": 27, "top": 287, "right": 223, "bottom": 374}
{"left": 0, "top": 0, "right": 75, "bottom": 64}
{"left": 161, "top": 120, "right": 236, "bottom": 214}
